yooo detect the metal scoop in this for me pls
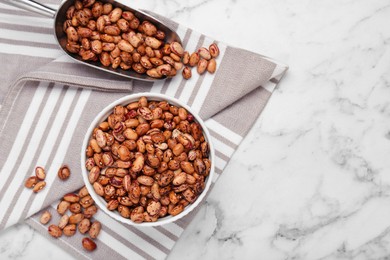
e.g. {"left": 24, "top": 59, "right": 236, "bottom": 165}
{"left": 3, "top": 0, "right": 182, "bottom": 81}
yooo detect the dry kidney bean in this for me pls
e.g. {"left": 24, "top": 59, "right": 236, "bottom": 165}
{"left": 78, "top": 218, "right": 91, "bottom": 234}
{"left": 58, "top": 214, "right": 70, "bottom": 229}
{"left": 35, "top": 166, "right": 46, "bottom": 180}
{"left": 58, "top": 165, "right": 71, "bottom": 180}
{"left": 25, "top": 176, "right": 39, "bottom": 188}
{"left": 40, "top": 211, "right": 51, "bottom": 225}
{"left": 84, "top": 205, "right": 98, "bottom": 218}
{"left": 63, "top": 193, "right": 80, "bottom": 203}
{"left": 207, "top": 58, "right": 217, "bottom": 74}
{"left": 48, "top": 225, "right": 62, "bottom": 238}
{"left": 82, "top": 237, "right": 97, "bottom": 251}
{"left": 80, "top": 195, "right": 94, "bottom": 208}
{"left": 33, "top": 181, "right": 46, "bottom": 193}
{"left": 70, "top": 202, "right": 82, "bottom": 214}
{"left": 69, "top": 213, "right": 85, "bottom": 224}
{"left": 63, "top": 224, "right": 77, "bottom": 236}
{"left": 85, "top": 97, "right": 211, "bottom": 223}
{"left": 89, "top": 221, "right": 101, "bottom": 239}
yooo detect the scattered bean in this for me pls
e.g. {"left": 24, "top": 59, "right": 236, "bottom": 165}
{"left": 82, "top": 237, "right": 97, "bottom": 251}
{"left": 40, "top": 211, "right": 51, "bottom": 225}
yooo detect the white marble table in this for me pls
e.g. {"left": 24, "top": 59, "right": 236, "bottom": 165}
{"left": 1, "top": 0, "right": 390, "bottom": 259}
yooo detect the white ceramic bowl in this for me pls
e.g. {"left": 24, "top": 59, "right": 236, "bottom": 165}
{"left": 81, "top": 93, "right": 214, "bottom": 226}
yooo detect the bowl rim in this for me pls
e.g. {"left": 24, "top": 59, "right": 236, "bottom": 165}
{"left": 80, "top": 92, "right": 215, "bottom": 227}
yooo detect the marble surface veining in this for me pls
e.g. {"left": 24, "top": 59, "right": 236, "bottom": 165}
{"left": 1, "top": 0, "right": 390, "bottom": 259}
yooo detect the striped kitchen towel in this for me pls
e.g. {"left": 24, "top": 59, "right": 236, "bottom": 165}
{"left": 0, "top": 0, "right": 288, "bottom": 259}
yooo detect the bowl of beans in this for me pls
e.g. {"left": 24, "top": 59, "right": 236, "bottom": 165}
{"left": 81, "top": 93, "right": 214, "bottom": 226}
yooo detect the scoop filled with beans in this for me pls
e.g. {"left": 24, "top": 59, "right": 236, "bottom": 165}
{"left": 82, "top": 94, "right": 214, "bottom": 225}
{"left": 63, "top": 0, "right": 219, "bottom": 80}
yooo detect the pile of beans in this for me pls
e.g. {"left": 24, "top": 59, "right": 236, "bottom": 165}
{"left": 85, "top": 97, "right": 211, "bottom": 223}
{"left": 63, "top": 0, "right": 220, "bottom": 79}
{"left": 25, "top": 165, "right": 100, "bottom": 252}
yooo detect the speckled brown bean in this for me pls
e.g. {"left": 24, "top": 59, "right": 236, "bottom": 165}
{"left": 58, "top": 214, "right": 69, "bottom": 229}
{"left": 84, "top": 205, "right": 98, "bottom": 218}
{"left": 48, "top": 225, "right": 62, "bottom": 238}
{"left": 181, "top": 161, "right": 195, "bottom": 174}
{"left": 131, "top": 155, "right": 144, "bottom": 173}
{"left": 107, "top": 199, "right": 119, "bottom": 210}
{"left": 89, "top": 221, "right": 101, "bottom": 239}
{"left": 151, "top": 182, "right": 161, "bottom": 200}
{"left": 122, "top": 11, "right": 134, "bottom": 20}
{"left": 102, "top": 3, "right": 112, "bottom": 14}
{"left": 93, "top": 182, "right": 104, "bottom": 196}
{"left": 63, "top": 224, "right": 76, "bottom": 236}
{"left": 117, "top": 18, "right": 129, "bottom": 32}
{"left": 209, "top": 43, "right": 220, "bottom": 58}
{"left": 89, "top": 166, "right": 100, "bottom": 184}
{"left": 66, "top": 26, "right": 78, "bottom": 42}
{"left": 25, "top": 176, "right": 38, "bottom": 188}
{"left": 63, "top": 193, "right": 80, "bottom": 203}
{"left": 207, "top": 58, "right": 217, "bottom": 73}
{"left": 80, "top": 38, "right": 90, "bottom": 50}
{"left": 172, "top": 143, "right": 184, "bottom": 157}
{"left": 78, "top": 186, "right": 89, "bottom": 198}
{"left": 35, "top": 166, "right": 45, "bottom": 180}
{"left": 69, "top": 213, "right": 84, "bottom": 224}
{"left": 82, "top": 237, "right": 97, "bottom": 251}
{"left": 58, "top": 165, "right": 71, "bottom": 180}
{"left": 169, "top": 203, "right": 184, "bottom": 216}
{"left": 132, "top": 63, "right": 146, "bottom": 74}
{"left": 156, "top": 64, "right": 172, "bottom": 76}
{"left": 130, "top": 206, "right": 144, "bottom": 223}
{"left": 109, "top": 7, "right": 122, "bottom": 22}
{"left": 129, "top": 17, "right": 140, "bottom": 30}
{"left": 182, "top": 51, "right": 190, "bottom": 65}
{"left": 91, "top": 2, "right": 102, "bottom": 17}
{"left": 77, "top": 27, "right": 92, "bottom": 38}
{"left": 189, "top": 52, "right": 200, "bottom": 67}
{"left": 149, "top": 29, "right": 162, "bottom": 40}
{"left": 40, "top": 211, "right": 51, "bottom": 225}
{"left": 141, "top": 21, "right": 157, "bottom": 36}
{"left": 78, "top": 218, "right": 91, "bottom": 234}
{"left": 197, "top": 59, "right": 208, "bottom": 74}
{"left": 33, "top": 181, "right": 46, "bottom": 193}
{"left": 158, "top": 171, "right": 173, "bottom": 188}
{"left": 198, "top": 47, "right": 211, "bottom": 60}
{"left": 172, "top": 171, "right": 187, "bottom": 185}
{"left": 86, "top": 145, "right": 94, "bottom": 157}
{"left": 145, "top": 37, "right": 161, "bottom": 49}
{"left": 170, "top": 53, "right": 181, "bottom": 62}
{"left": 137, "top": 175, "right": 154, "bottom": 186}
{"left": 69, "top": 203, "right": 81, "bottom": 214}
{"left": 104, "top": 25, "right": 120, "bottom": 36}
{"left": 90, "top": 139, "right": 101, "bottom": 153}
{"left": 117, "top": 39, "right": 134, "bottom": 52}
{"left": 170, "top": 42, "right": 184, "bottom": 57}
{"left": 147, "top": 201, "right": 161, "bottom": 216}
{"left": 87, "top": 20, "right": 96, "bottom": 31}
{"left": 80, "top": 195, "right": 94, "bottom": 208}
{"left": 66, "top": 6, "right": 75, "bottom": 19}
{"left": 118, "top": 205, "right": 131, "bottom": 218}
{"left": 147, "top": 68, "right": 162, "bottom": 78}
{"left": 66, "top": 42, "right": 80, "bottom": 53}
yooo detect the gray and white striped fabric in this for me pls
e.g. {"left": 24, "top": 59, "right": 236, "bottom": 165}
{"left": 0, "top": 1, "right": 288, "bottom": 259}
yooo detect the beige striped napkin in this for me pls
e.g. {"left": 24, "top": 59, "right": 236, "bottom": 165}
{"left": 0, "top": 1, "right": 287, "bottom": 259}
